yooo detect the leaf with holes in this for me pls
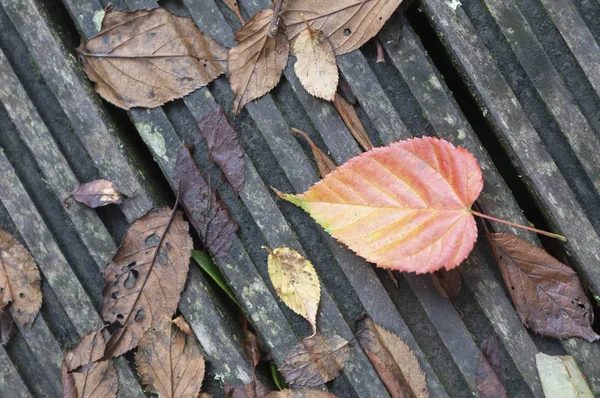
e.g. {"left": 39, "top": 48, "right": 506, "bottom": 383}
{"left": 283, "top": 0, "right": 404, "bottom": 55}
{"left": 101, "top": 206, "right": 193, "bottom": 358}
{"left": 276, "top": 137, "right": 483, "bottom": 273}
{"left": 77, "top": 8, "right": 227, "bottom": 109}
{"left": 488, "top": 233, "right": 599, "bottom": 342}
{"left": 135, "top": 315, "right": 206, "bottom": 398}
{"left": 68, "top": 179, "right": 125, "bottom": 208}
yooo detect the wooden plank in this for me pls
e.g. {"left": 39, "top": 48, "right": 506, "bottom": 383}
{"left": 0, "top": 344, "right": 33, "bottom": 398}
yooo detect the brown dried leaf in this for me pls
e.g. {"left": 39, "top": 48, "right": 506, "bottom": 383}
{"left": 64, "top": 330, "right": 105, "bottom": 373}
{"left": 135, "top": 315, "right": 206, "bottom": 398}
{"left": 293, "top": 28, "right": 338, "bottom": 101}
{"left": 225, "top": 377, "right": 270, "bottom": 398}
{"left": 229, "top": 9, "right": 290, "bottom": 115}
{"left": 0, "top": 309, "right": 13, "bottom": 345}
{"left": 172, "top": 315, "right": 193, "bottom": 336}
{"left": 280, "top": 333, "right": 350, "bottom": 388}
{"left": 265, "top": 247, "right": 321, "bottom": 336}
{"left": 0, "top": 228, "right": 42, "bottom": 327}
{"left": 243, "top": 329, "right": 261, "bottom": 367}
{"left": 221, "top": 0, "right": 246, "bottom": 25}
{"left": 266, "top": 390, "right": 337, "bottom": 398}
{"left": 69, "top": 180, "right": 125, "bottom": 208}
{"left": 283, "top": 0, "right": 404, "bottom": 55}
{"left": 101, "top": 206, "right": 193, "bottom": 358}
{"left": 476, "top": 355, "right": 508, "bottom": 398}
{"left": 488, "top": 233, "right": 599, "bottom": 342}
{"left": 77, "top": 8, "right": 227, "bottom": 109}
{"left": 198, "top": 107, "right": 246, "bottom": 195}
{"left": 332, "top": 93, "right": 374, "bottom": 151}
{"left": 175, "top": 145, "right": 238, "bottom": 259}
{"left": 480, "top": 334, "right": 501, "bottom": 374}
{"left": 292, "top": 128, "right": 336, "bottom": 178}
{"left": 430, "top": 268, "right": 462, "bottom": 300}
{"left": 356, "top": 315, "right": 429, "bottom": 398}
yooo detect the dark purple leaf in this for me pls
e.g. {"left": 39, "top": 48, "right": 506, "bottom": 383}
{"left": 68, "top": 180, "right": 125, "bottom": 208}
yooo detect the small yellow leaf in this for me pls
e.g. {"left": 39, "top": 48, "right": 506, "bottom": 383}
{"left": 265, "top": 247, "right": 321, "bottom": 335}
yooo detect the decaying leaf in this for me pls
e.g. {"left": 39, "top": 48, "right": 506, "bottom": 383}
{"left": 175, "top": 145, "right": 238, "bottom": 259}
{"left": 225, "top": 377, "right": 270, "bottom": 398}
{"left": 292, "top": 128, "right": 336, "bottom": 178}
{"left": 356, "top": 315, "right": 429, "bottom": 398}
{"left": 229, "top": 9, "right": 290, "bottom": 115}
{"left": 266, "top": 390, "right": 337, "bottom": 398}
{"left": 536, "top": 353, "right": 593, "bottom": 398}
{"left": 0, "top": 310, "right": 13, "bottom": 346}
{"left": 62, "top": 330, "right": 118, "bottom": 398}
{"left": 77, "top": 8, "right": 227, "bottom": 109}
{"left": 265, "top": 247, "right": 321, "bottom": 336}
{"left": 280, "top": 333, "right": 350, "bottom": 388}
{"left": 68, "top": 180, "right": 125, "bottom": 208}
{"left": 0, "top": 228, "right": 42, "bottom": 329}
{"left": 476, "top": 334, "right": 508, "bottom": 398}
{"left": 198, "top": 107, "right": 246, "bottom": 195}
{"left": 488, "top": 233, "right": 599, "bottom": 342}
{"left": 276, "top": 137, "right": 483, "bottom": 273}
{"left": 136, "top": 315, "right": 206, "bottom": 398}
{"left": 283, "top": 0, "right": 403, "bottom": 55}
{"left": 101, "top": 206, "right": 193, "bottom": 358}
{"left": 173, "top": 315, "right": 193, "bottom": 336}
{"left": 332, "top": 93, "right": 374, "bottom": 151}
{"left": 430, "top": 268, "right": 462, "bottom": 300}
{"left": 292, "top": 28, "right": 338, "bottom": 101}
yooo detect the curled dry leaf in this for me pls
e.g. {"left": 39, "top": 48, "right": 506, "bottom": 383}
{"left": 487, "top": 233, "right": 599, "bottom": 342}
{"left": 476, "top": 334, "right": 507, "bottom": 398}
{"left": 292, "top": 128, "right": 337, "bottom": 178}
{"left": 0, "top": 228, "right": 42, "bottom": 330}
{"left": 77, "top": 8, "right": 227, "bottom": 109}
{"left": 198, "top": 107, "right": 246, "bottom": 195}
{"left": 265, "top": 247, "right": 321, "bottom": 336}
{"left": 280, "top": 333, "right": 350, "bottom": 388}
{"left": 356, "top": 315, "right": 429, "bottom": 398}
{"left": 172, "top": 315, "right": 193, "bottom": 336}
{"left": 229, "top": 9, "right": 290, "bottom": 115}
{"left": 101, "top": 206, "right": 193, "bottom": 358}
{"left": 293, "top": 28, "right": 338, "bottom": 101}
{"left": 62, "top": 330, "right": 118, "bottom": 398}
{"left": 175, "top": 145, "right": 238, "bottom": 259}
{"left": 536, "top": 353, "right": 593, "bottom": 398}
{"left": 332, "top": 93, "right": 374, "bottom": 151}
{"left": 136, "top": 315, "right": 206, "bottom": 398}
{"left": 266, "top": 390, "right": 337, "bottom": 398}
{"left": 68, "top": 179, "right": 125, "bottom": 208}
{"left": 276, "top": 137, "right": 483, "bottom": 273}
{"left": 283, "top": 0, "right": 404, "bottom": 55}
{"left": 430, "top": 268, "right": 462, "bottom": 300}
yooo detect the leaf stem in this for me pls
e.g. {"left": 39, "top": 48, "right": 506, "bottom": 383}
{"left": 470, "top": 210, "right": 567, "bottom": 242}
{"left": 268, "top": 0, "right": 285, "bottom": 38}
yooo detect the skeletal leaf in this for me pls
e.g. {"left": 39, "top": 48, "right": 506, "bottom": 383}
{"left": 229, "top": 9, "right": 290, "bottom": 115}
{"left": 0, "top": 228, "right": 42, "bottom": 328}
{"left": 293, "top": 28, "right": 338, "bottom": 101}
{"left": 198, "top": 107, "right": 246, "bottom": 195}
{"left": 276, "top": 137, "right": 483, "bottom": 273}
{"left": 356, "top": 315, "right": 429, "bottom": 398}
{"left": 488, "top": 233, "right": 599, "bottom": 342}
{"left": 68, "top": 180, "right": 125, "bottom": 208}
{"left": 430, "top": 268, "right": 462, "bottom": 300}
{"left": 292, "top": 128, "right": 336, "bottom": 178}
{"left": 266, "top": 390, "right": 337, "bottom": 398}
{"left": 283, "top": 0, "right": 404, "bottom": 55}
{"left": 265, "top": 247, "right": 321, "bottom": 335}
{"left": 77, "top": 8, "right": 227, "bottom": 109}
{"left": 135, "top": 315, "right": 206, "bottom": 398}
{"left": 332, "top": 93, "right": 374, "bottom": 151}
{"left": 101, "top": 206, "right": 193, "bottom": 358}
{"left": 476, "top": 334, "right": 507, "bottom": 398}
{"left": 536, "top": 353, "right": 593, "bottom": 398}
{"left": 280, "top": 333, "right": 350, "bottom": 388}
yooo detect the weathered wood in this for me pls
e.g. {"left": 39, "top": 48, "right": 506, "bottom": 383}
{"left": 0, "top": 343, "right": 33, "bottom": 398}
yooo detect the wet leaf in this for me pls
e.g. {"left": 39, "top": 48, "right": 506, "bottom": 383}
{"left": 229, "top": 9, "right": 290, "bottom": 115}
{"left": 175, "top": 145, "right": 238, "bottom": 259}
{"left": 135, "top": 315, "right": 206, "bottom": 398}
{"left": 276, "top": 137, "right": 483, "bottom": 273}
{"left": 332, "top": 93, "right": 374, "bottom": 151}
{"left": 68, "top": 180, "right": 125, "bottom": 208}
{"left": 266, "top": 390, "right": 337, "bottom": 398}
{"left": 0, "top": 228, "right": 42, "bottom": 327}
{"left": 101, "top": 206, "right": 193, "bottom": 358}
{"left": 536, "top": 353, "right": 593, "bottom": 398}
{"left": 172, "top": 315, "right": 193, "bottom": 336}
{"left": 0, "top": 310, "right": 13, "bottom": 346}
{"left": 293, "top": 28, "right": 338, "bottom": 101}
{"left": 292, "top": 128, "right": 336, "bottom": 178}
{"left": 430, "top": 268, "right": 462, "bottom": 300}
{"left": 225, "top": 377, "right": 270, "bottom": 398}
{"left": 476, "top": 334, "right": 507, "bottom": 398}
{"left": 265, "top": 247, "right": 321, "bottom": 335}
{"left": 192, "top": 250, "right": 240, "bottom": 307}
{"left": 356, "top": 315, "right": 429, "bottom": 398}
{"left": 198, "top": 107, "right": 246, "bottom": 195}
{"left": 62, "top": 331, "right": 118, "bottom": 398}
{"left": 280, "top": 333, "right": 350, "bottom": 388}
{"left": 283, "top": 0, "right": 404, "bottom": 55}
{"left": 488, "top": 233, "right": 599, "bottom": 342}
{"left": 77, "top": 8, "right": 227, "bottom": 109}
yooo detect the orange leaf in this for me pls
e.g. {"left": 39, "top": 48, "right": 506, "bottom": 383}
{"left": 277, "top": 137, "right": 483, "bottom": 273}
